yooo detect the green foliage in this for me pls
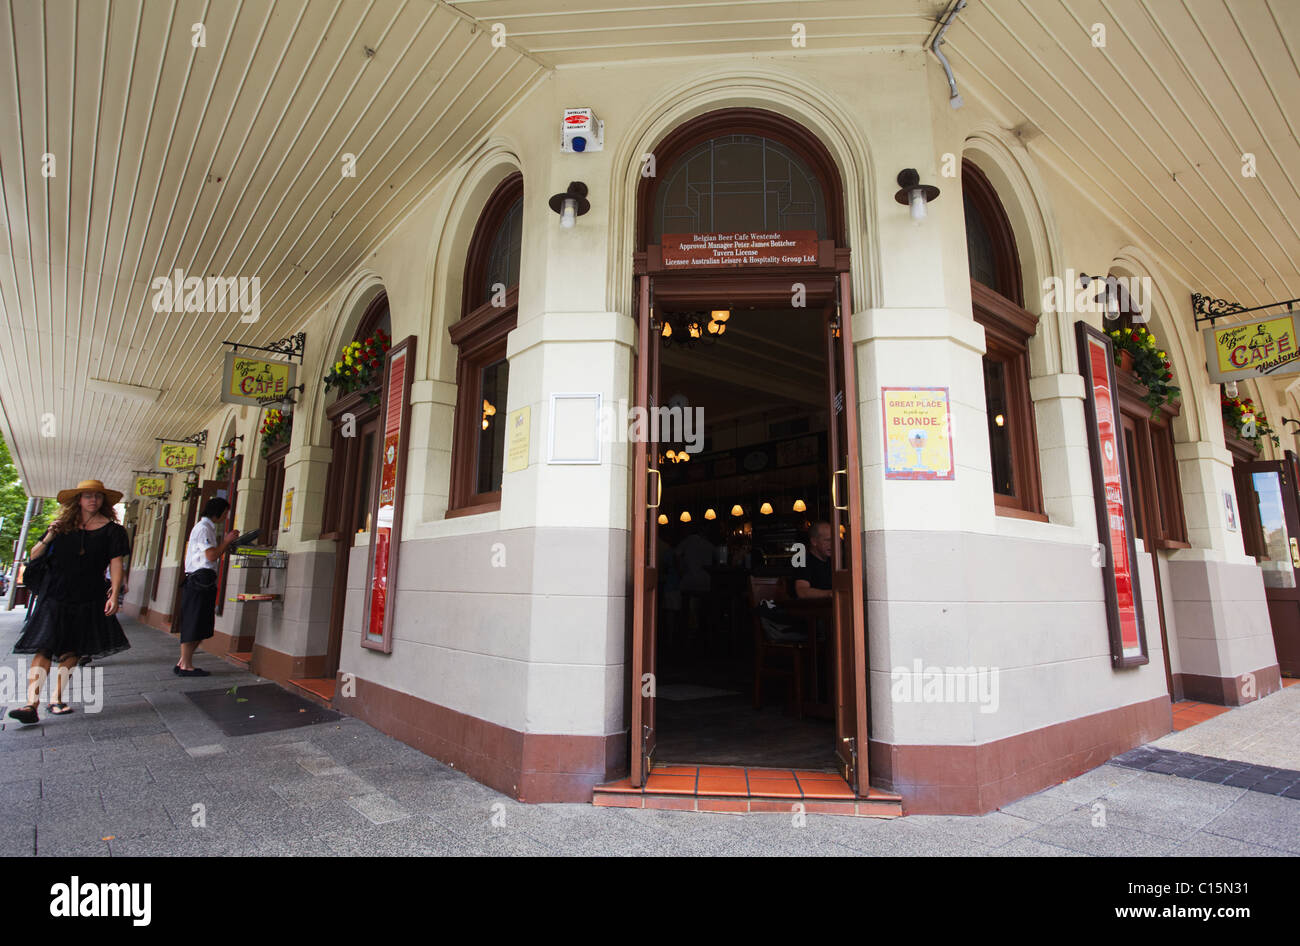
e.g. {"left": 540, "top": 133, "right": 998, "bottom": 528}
{"left": 0, "top": 432, "right": 55, "bottom": 569}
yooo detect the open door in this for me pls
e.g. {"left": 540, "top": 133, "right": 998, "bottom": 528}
{"left": 1235, "top": 456, "right": 1300, "bottom": 676}
{"left": 629, "top": 273, "right": 661, "bottom": 786}
{"left": 825, "top": 271, "right": 869, "bottom": 794}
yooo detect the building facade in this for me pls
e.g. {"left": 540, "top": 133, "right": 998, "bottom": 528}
{"left": 116, "top": 40, "right": 1290, "bottom": 815}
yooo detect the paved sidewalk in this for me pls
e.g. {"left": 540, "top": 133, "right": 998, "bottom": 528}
{"left": 1, "top": 609, "right": 1296, "bottom": 856}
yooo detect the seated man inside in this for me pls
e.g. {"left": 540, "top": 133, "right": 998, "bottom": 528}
{"left": 793, "top": 520, "right": 833, "bottom": 600}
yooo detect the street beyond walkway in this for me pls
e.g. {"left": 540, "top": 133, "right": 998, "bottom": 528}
{"left": 1, "top": 610, "right": 1296, "bottom": 856}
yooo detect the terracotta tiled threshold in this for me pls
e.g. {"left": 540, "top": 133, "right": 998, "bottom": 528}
{"left": 226, "top": 651, "right": 253, "bottom": 668}
{"left": 287, "top": 677, "right": 336, "bottom": 707}
{"left": 1283, "top": 678, "right": 1299, "bottom": 688}
{"left": 594, "top": 764, "right": 902, "bottom": 817}
{"left": 1171, "top": 699, "right": 1232, "bottom": 731}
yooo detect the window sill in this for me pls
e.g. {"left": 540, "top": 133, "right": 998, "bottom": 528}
{"left": 1154, "top": 538, "right": 1191, "bottom": 551}
{"left": 445, "top": 500, "right": 502, "bottom": 520}
{"left": 993, "top": 504, "right": 1049, "bottom": 523}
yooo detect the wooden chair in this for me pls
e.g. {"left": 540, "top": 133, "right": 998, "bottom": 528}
{"left": 749, "top": 576, "right": 808, "bottom": 718}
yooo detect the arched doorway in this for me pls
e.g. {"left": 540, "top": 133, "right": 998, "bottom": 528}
{"left": 628, "top": 108, "right": 869, "bottom": 794}
{"left": 316, "top": 292, "right": 392, "bottom": 682}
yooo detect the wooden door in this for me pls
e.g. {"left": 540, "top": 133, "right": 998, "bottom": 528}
{"left": 324, "top": 413, "right": 380, "bottom": 678}
{"left": 216, "top": 456, "right": 242, "bottom": 616}
{"left": 168, "top": 492, "right": 200, "bottom": 621}
{"left": 825, "top": 272, "right": 869, "bottom": 794}
{"left": 629, "top": 273, "right": 661, "bottom": 786}
{"left": 1237, "top": 458, "right": 1300, "bottom": 675}
{"left": 147, "top": 503, "right": 170, "bottom": 608}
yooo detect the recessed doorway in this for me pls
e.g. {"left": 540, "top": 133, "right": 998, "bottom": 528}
{"left": 652, "top": 306, "right": 838, "bottom": 771}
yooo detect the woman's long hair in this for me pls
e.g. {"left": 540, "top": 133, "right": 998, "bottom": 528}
{"left": 49, "top": 492, "right": 120, "bottom": 535}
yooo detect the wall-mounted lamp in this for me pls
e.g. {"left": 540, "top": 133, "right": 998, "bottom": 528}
{"left": 549, "top": 181, "right": 590, "bottom": 229}
{"left": 1223, "top": 380, "right": 1239, "bottom": 399}
{"left": 894, "top": 168, "right": 941, "bottom": 221}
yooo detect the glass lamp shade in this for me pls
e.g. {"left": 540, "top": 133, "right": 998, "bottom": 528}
{"left": 657, "top": 514, "right": 668, "bottom": 526}
{"left": 560, "top": 198, "right": 577, "bottom": 228}
{"left": 730, "top": 504, "right": 744, "bottom": 517}
{"left": 679, "top": 511, "right": 691, "bottom": 523}
{"left": 792, "top": 499, "right": 806, "bottom": 513}
{"left": 760, "top": 502, "right": 774, "bottom": 515}
{"left": 704, "top": 508, "right": 716, "bottom": 520}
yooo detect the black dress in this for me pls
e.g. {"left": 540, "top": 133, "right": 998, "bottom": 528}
{"left": 13, "top": 522, "right": 132, "bottom": 660}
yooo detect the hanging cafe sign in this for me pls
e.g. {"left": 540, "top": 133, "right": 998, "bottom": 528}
{"left": 218, "top": 333, "right": 307, "bottom": 407}
{"left": 1195, "top": 292, "right": 1300, "bottom": 382}
{"left": 660, "top": 231, "right": 819, "bottom": 268}
{"left": 133, "top": 476, "right": 169, "bottom": 498}
{"left": 157, "top": 443, "right": 199, "bottom": 470}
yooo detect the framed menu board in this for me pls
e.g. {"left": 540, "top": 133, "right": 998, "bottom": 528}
{"left": 361, "top": 335, "right": 416, "bottom": 653}
{"left": 1075, "top": 321, "right": 1149, "bottom": 668}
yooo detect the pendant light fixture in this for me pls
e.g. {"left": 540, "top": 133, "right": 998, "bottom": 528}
{"left": 657, "top": 513, "right": 668, "bottom": 526}
{"left": 679, "top": 511, "right": 691, "bottom": 523}
{"left": 704, "top": 508, "right": 716, "bottom": 520}
{"left": 760, "top": 501, "right": 773, "bottom": 516}
{"left": 731, "top": 504, "right": 744, "bottom": 517}
{"left": 792, "top": 498, "right": 806, "bottom": 513}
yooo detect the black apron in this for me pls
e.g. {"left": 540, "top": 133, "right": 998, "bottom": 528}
{"left": 178, "top": 568, "right": 218, "bottom": 643}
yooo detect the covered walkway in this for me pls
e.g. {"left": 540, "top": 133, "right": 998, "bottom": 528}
{"left": 3, "top": 607, "right": 1297, "bottom": 857}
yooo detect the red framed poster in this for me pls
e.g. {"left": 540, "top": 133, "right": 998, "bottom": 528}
{"left": 361, "top": 335, "right": 416, "bottom": 653}
{"left": 1075, "top": 321, "right": 1149, "bottom": 668}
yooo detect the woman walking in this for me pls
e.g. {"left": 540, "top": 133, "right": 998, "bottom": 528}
{"left": 8, "top": 480, "right": 130, "bottom": 724}
{"left": 175, "top": 497, "right": 241, "bottom": 676}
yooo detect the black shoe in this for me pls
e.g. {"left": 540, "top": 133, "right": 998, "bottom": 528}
{"left": 176, "top": 667, "right": 210, "bottom": 677}
{"left": 7, "top": 704, "right": 38, "bottom": 724}
{"left": 173, "top": 664, "right": 181, "bottom": 675}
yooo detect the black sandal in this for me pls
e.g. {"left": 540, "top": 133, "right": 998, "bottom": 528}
{"left": 7, "top": 703, "right": 38, "bottom": 724}
{"left": 48, "top": 703, "right": 74, "bottom": 715}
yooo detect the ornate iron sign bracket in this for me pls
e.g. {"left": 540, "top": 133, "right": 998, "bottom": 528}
{"left": 222, "top": 331, "right": 307, "bottom": 363}
{"left": 1193, "top": 292, "right": 1300, "bottom": 327}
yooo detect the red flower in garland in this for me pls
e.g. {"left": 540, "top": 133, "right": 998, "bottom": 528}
{"left": 1164, "top": 373, "right": 1172, "bottom": 380}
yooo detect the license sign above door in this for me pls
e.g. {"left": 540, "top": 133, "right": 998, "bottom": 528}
{"left": 661, "top": 230, "right": 818, "bottom": 268}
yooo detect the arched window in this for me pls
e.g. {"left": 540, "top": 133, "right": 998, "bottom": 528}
{"left": 652, "top": 135, "right": 828, "bottom": 240}
{"left": 638, "top": 108, "right": 846, "bottom": 250}
{"left": 448, "top": 173, "right": 522, "bottom": 515}
{"left": 963, "top": 158, "right": 1043, "bottom": 518}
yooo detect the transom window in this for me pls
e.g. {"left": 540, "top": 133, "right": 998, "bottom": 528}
{"left": 652, "top": 135, "right": 827, "bottom": 240}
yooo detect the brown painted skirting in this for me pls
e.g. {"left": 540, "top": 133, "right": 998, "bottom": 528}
{"left": 343, "top": 675, "right": 626, "bottom": 802}
{"left": 1173, "top": 664, "right": 1282, "bottom": 706}
{"left": 246, "top": 643, "right": 329, "bottom": 685}
{"left": 868, "top": 695, "right": 1172, "bottom": 815}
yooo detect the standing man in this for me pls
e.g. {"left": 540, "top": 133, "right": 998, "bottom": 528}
{"left": 175, "top": 497, "right": 240, "bottom": 676}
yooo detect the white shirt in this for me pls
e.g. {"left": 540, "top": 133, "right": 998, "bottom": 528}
{"left": 185, "top": 517, "right": 219, "bottom": 573}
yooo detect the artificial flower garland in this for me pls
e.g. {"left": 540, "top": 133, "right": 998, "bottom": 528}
{"left": 1108, "top": 325, "right": 1181, "bottom": 417}
{"left": 260, "top": 407, "right": 291, "bottom": 457}
{"left": 1222, "top": 392, "right": 1279, "bottom": 448}
{"left": 323, "top": 329, "right": 391, "bottom": 404}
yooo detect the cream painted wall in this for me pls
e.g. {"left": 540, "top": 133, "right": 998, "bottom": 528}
{"left": 157, "top": 44, "right": 1282, "bottom": 745}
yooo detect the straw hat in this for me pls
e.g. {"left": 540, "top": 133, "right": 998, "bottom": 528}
{"left": 56, "top": 478, "right": 124, "bottom": 507}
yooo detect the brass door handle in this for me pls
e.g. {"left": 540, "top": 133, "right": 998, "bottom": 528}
{"left": 831, "top": 469, "right": 848, "bottom": 511}
{"left": 647, "top": 468, "right": 662, "bottom": 509}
